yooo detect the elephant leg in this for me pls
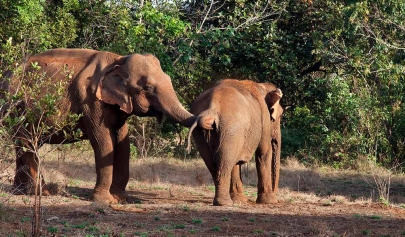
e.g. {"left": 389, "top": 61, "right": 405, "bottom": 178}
{"left": 255, "top": 145, "right": 277, "bottom": 204}
{"left": 13, "top": 147, "right": 49, "bottom": 196}
{"left": 230, "top": 163, "right": 248, "bottom": 204}
{"left": 110, "top": 123, "right": 130, "bottom": 203}
{"left": 213, "top": 161, "right": 233, "bottom": 206}
{"left": 193, "top": 131, "right": 216, "bottom": 178}
{"left": 192, "top": 129, "right": 228, "bottom": 206}
{"left": 86, "top": 123, "right": 117, "bottom": 204}
{"left": 212, "top": 142, "right": 241, "bottom": 206}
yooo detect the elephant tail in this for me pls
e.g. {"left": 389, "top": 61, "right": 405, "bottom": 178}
{"left": 186, "top": 119, "right": 198, "bottom": 154}
{"left": 186, "top": 109, "right": 219, "bottom": 154}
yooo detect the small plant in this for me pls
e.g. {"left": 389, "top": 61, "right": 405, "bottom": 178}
{"left": 128, "top": 184, "right": 135, "bottom": 190}
{"left": 221, "top": 217, "right": 229, "bottom": 222}
{"left": 158, "top": 224, "right": 172, "bottom": 231}
{"left": 174, "top": 223, "right": 186, "bottom": 229}
{"left": 192, "top": 219, "right": 203, "bottom": 224}
{"left": 288, "top": 198, "right": 295, "bottom": 203}
{"left": 134, "top": 222, "right": 145, "bottom": 228}
{"left": 189, "top": 229, "right": 199, "bottom": 234}
{"left": 362, "top": 229, "right": 370, "bottom": 236}
{"left": 134, "top": 199, "right": 143, "bottom": 204}
{"left": 369, "top": 215, "right": 382, "bottom": 220}
{"left": 154, "top": 216, "right": 161, "bottom": 221}
{"left": 207, "top": 186, "right": 215, "bottom": 192}
{"left": 61, "top": 220, "right": 69, "bottom": 226}
{"left": 153, "top": 186, "right": 165, "bottom": 190}
{"left": 253, "top": 229, "right": 263, "bottom": 234}
{"left": 72, "top": 222, "right": 90, "bottom": 229}
{"left": 183, "top": 205, "right": 190, "bottom": 211}
{"left": 47, "top": 226, "right": 58, "bottom": 233}
{"left": 249, "top": 218, "right": 256, "bottom": 222}
{"left": 130, "top": 143, "right": 138, "bottom": 159}
{"left": 323, "top": 200, "right": 333, "bottom": 206}
{"left": 133, "top": 231, "right": 148, "bottom": 237}
{"left": 96, "top": 207, "right": 106, "bottom": 214}
{"left": 86, "top": 226, "right": 100, "bottom": 233}
{"left": 354, "top": 213, "right": 363, "bottom": 219}
{"left": 211, "top": 226, "right": 221, "bottom": 231}
{"left": 20, "top": 217, "right": 30, "bottom": 223}
{"left": 379, "top": 197, "right": 389, "bottom": 206}
{"left": 22, "top": 197, "right": 30, "bottom": 205}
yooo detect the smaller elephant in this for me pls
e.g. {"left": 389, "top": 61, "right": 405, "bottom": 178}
{"left": 187, "top": 79, "right": 283, "bottom": 206}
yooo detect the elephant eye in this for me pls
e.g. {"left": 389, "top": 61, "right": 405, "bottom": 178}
{"left": 144, "top": 85, "right": 155, "bottom": 93}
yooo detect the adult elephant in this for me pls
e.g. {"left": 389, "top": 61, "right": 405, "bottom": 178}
{"left": 2, "top": 48, "right": 195, "bottom": 204}
{"left": 187, "top": 79, "right": 283, "bottom": 206}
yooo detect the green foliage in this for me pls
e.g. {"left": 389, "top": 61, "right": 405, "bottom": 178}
{"left": 130, "top": 143, "right": 138, "bottom": 159}
{"left": 191, "top": 219, "right": 202, "bottom": 224}
{"left": 285, "top": 0, "right": 405, "bottom": 168}
{"left": 3, "top": 62, "right": 82, "bottom": 143}
{"left": 1, "top": 0, "right": 405, "bottom": 170}
{"left": 46, "top": 226, "right": 58, "bottom": 233}
{"left": 0, "top": 0, "right": 77, "bottom": 55}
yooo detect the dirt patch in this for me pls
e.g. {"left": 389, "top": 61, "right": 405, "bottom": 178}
{"left": 0, "top": 152, "right": 405, "bottom": 236}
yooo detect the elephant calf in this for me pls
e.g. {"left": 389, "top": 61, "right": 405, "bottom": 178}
{"left": 187, "top": 79, "right": 283, "bottom": 206}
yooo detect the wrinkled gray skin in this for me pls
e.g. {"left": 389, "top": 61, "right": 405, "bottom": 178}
{"left": 187, "top": 79, "right": 283, "bottom": 206}
{"left": 1, "top": 48, "right": 195, "bottom": 204}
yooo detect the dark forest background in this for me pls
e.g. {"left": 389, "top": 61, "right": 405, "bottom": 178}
{"left": 1, "top": 0, "right": 405, "bottom": 170}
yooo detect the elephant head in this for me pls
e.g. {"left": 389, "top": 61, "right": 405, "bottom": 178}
{"left": 96, "top": 53, "right": 195, "bottom": 126}
{"left": 260, "top": 83, "right": 283, "bottom": 121}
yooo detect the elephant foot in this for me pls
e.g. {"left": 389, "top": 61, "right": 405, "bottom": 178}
{"left": 13, "top": 172, "right": 30, "bottom": 195}
{"left": 12, "top": 184, "right": 28, "bottom": 195}
{"left": 93, "top": 190, "right": 118, "bottom": 204}
{"left": 256, "top": 193, "right": 278, "bottom": 204}
{"left": 110, "top": 190, "right": 128, "bottom": 204}
{"left": 213, "top": 196, "right": 233, "bottom": 206}
{"left": 230, "top": 192, "right": 248, "bottom": 205}
{"left": 13, "top": 179, "right": 50, "bottom": 196}
{"left": 28, "top": 185, "right": 50, "bottom": 196}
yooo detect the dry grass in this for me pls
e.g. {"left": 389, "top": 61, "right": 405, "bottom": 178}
{"left": 2, "top": 146, "right": 405, "bottom": 205}
{"left": 0, "top": 145, "right": 405, "bottom": 236}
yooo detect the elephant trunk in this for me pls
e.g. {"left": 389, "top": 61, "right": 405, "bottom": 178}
{"left": 157, "top": 88, "right": 196, "bottom": 128}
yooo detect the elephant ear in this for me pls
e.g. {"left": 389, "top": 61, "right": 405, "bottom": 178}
{"left": 265, "top": 88, "right": 283, "bottom": 121}
{"left": 96, "top": 57, "right": 133, "bottom": 114}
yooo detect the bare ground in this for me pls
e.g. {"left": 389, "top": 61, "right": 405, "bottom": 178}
{"left": 0, "top": 146, "right": 405, "bottom": 237}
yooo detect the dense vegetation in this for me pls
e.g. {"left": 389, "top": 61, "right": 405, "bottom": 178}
{"left": 1, "top": 0, "right": 404, "bottom": 171}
